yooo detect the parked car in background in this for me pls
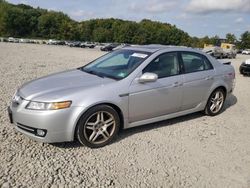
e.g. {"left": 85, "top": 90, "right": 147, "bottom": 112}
{"left": 57, "top": 41, "right": 65, "bottom": 45}
{"left": 203, "top": 46, "right": 224, "bottom": 59}
{"left": 65, "top": 41, "right": 74, "bottom": 46}
{"left": 47, "top": 39, "right": 58, "bottom": 45}
{"left": 221, "top": 43, "right": 237, "bottom": 59}
{"left": 1, "top": 37, "right": 8, "bottom": 42}
{"left": 100, "top": 43, "right": 119, "bottom": 51}
{"left": 242, "top": 49, "right": 250, "bottom": 55}
{"left": 112, "top": 43, "right": 130, "bottom": 51}
{"left": 28, "top": 39, "right": 35, "bottom": 44}
{"left": 237, "top": 49, "right": 243, "bottom": 54}
{"left": 69, "top": 41, "right": 81, "bottom": 47}
{"left": 47, "top": 39, "right": 65, "bottom": 45}
{"left": 8, "top": 37, "right": 15, "bottom": 43}
{"left": 19, "top": 39, "right": 29, "bottom": 43}
{"left": 81, "top": 42, "right": 95, "bottom": 48}
{"left": 239, "top": 59, "right": 250, "bottom": 76}
{"left": 8, "top": 45, "right": 235, "bottom": 148}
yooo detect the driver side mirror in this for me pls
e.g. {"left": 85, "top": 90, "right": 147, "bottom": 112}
{"left": 138, "top": 72, "right": 158, "bottom": 83}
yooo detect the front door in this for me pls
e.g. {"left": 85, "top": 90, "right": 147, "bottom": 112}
{"left": 128, "top": 52, "right": 183, "bottom": 123}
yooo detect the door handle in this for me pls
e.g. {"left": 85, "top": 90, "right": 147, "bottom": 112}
{"left": 173, "top": 82, "right": 178, "bottom": 87}
{"left": 173, "top": 82, "right": 183, "bottom": 87}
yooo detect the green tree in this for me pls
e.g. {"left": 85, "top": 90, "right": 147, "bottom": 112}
{"left": 226, "top": 33, "right": 236, "bottom": 44}
{"left": 79, "top": 20, "right": 95, "bottom": 41}
{"left": 2, "top": 0, "right": 237, "bottom": 48}
{"left": 210, "top": 35, "right": 220, "bottom": 46}
{"left": 37, "top": 11, "right": 72, "bottom": 39}
{"left": 240, "top": 31, "right": 250, "bottom": 49}
{"left": 3, "top": 8, "right": 31, "bottom": 37}
{"left": 115, "top": 21, "right": 138, "bottom": 43}
{"left": 93, "top": 27, "right": 112, "bottom": 42}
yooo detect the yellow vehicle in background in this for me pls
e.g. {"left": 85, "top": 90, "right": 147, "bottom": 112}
{"left": 203, "top": 43, "right": 237, "bottom": 59}
{"left": 203, "top": 44, "right": 224, "bottom": 59}
{"left": 221, "top": 43, "right": 237, "bottom": 59}
{"left": 204, "top": 44, "right": 214, "bottom": 48}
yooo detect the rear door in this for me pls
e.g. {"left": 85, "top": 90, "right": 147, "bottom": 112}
{"left": 128, "top": 52, "right": 183, "bottom": 123}
{"left": 180, "top": 51, "right": 215, "bottom": 111}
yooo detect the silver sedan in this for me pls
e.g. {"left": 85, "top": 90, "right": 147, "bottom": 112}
{"left": 8, "top": 45, "right": 235, "bottom": 148}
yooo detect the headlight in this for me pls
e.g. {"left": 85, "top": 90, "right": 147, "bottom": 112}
{"left": 26, "top": 101, "right": 72, "bottom": 110}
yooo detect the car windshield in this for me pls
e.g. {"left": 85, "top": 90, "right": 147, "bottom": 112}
{"left": 81, "top": 49, "right": 151, "bottom": 80}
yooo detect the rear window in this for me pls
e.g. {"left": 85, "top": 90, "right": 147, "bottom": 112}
{"left": 181, "top": 52, "right": 213, "bottom": 73}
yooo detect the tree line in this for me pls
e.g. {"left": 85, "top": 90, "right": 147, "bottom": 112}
{"left": 0, "top": 0, "right": 249, "bottom": 49}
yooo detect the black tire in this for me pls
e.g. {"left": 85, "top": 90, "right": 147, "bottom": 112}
{"left": 239, "top": 68, "right": 243, "bottom": 75}
{"left": 76, "top": 105, "right": 120, "bottom": 148}
{"left": 204, "top": 88, "right": 226, "bottom": 116}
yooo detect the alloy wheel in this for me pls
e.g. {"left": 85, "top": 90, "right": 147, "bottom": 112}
{"left": 83, "top": 111, "right": 116, "bottom": 144}
{"left": 209, "top": 91, "right": 224, "bottom": 114}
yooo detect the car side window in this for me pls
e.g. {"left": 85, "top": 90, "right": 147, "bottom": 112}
{"left": 181, "top": 52, "right": 213, "bottom": 73}
{"left": 142, "top": 52, "right": 179, "bottom": 78}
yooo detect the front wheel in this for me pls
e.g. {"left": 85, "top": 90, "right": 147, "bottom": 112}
{"left": 204, "top": 89, "right": 226, "bottom": 116}
{"left": 76, "top": 105, "right": 120, "bottom": 148}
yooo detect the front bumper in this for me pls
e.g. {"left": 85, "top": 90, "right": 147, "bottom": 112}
{"left": 8, "top": 100, "right": 85, "bottom": 143}
{"left": 240, "top": 63, "right": 250, "bottom": 75}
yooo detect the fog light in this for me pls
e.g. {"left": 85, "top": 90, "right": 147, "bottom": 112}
{"left": 36, "top": 129, "right": 46, "bottom": 137}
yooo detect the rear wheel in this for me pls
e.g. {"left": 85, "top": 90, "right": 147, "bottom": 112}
{"left": 204, "top": 89, "right": 225, "bottom": 116}
{"left": 76, "top": 105, "right": 120, "bottom": 148}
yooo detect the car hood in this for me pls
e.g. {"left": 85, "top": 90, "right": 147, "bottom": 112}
{"left": 19, "top": 69, "right": 115, "bottom": 101}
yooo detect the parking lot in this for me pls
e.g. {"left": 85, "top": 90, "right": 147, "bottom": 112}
{"left": 0, "top": 43, "right": 250, "bottom": 187}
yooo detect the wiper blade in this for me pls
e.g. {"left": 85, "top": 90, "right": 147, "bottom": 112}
{"left": 81, "top": 68, "right": 119, "bottom": 80}
{"left": 82, "top": 68, "right": 104, "bottom": 78}
{"left": 100, "top": 74, "right": 120, "bottom": 80}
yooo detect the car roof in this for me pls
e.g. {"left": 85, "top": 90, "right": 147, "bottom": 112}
{"left": 123, "top": 44, "right": 196, "bottom": 53}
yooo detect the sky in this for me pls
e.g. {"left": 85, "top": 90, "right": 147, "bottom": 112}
{"left": 7, "top": 0, "right": 250, "bottom": 39}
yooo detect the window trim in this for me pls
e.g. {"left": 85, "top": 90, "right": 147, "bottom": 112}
{"left": 142, "top": 52, "right": 181, "bottom": 79}
{"left": 178, "top": 51, "right": 214, "bottom": 74}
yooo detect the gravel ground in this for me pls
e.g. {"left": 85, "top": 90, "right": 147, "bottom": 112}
{"left": 0, "top": 43, "right": 250, "bottom": 188}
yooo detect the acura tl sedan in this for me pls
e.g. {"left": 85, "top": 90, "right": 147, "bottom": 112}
{"left": 8, "top": 45, "right": 235, "bottom": 148}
